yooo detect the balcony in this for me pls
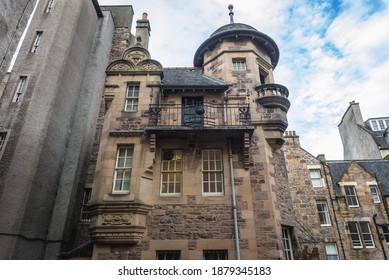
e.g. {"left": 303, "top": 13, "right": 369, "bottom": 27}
{"left": 145, "top": 101, "right": 253, "bottom": 138}
{"left": 255, "top": 83, "right": 290, "bottom": 112}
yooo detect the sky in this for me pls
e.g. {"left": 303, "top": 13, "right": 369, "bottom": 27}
{"left": 99, "top": 0, "right": 389, "bottom": 160}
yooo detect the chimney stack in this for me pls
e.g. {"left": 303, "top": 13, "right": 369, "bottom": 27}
{"left": 135, "top": 12, "right": 151, "bottom": 49}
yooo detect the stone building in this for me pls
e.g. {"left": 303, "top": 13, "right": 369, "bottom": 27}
{"left": 0, "top": 1, "right": 298, "bottom": 260}
{"left": 283, "top": 131, "right": 389, "bottom": 260}
{"left": 87, "top": 5, "right": 297, "bottom": 260}
{"left": 326, "top": 159, "right": 389, "bottom": 259}
{"left": 338, "top": 101, "right": 389, "bottom": 160}
{"left": 283, "top": 131, "right": 344, "bottom": 260}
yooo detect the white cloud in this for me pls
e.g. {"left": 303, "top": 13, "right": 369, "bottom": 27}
{"left": 99, "top": 0, "right": 389, "bottom": 160}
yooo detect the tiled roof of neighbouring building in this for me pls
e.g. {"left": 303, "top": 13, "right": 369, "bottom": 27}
{"left": 161, "top": 68, "right": 228, "bottom": 90}
{"left": 326, "top": 159, "right": 389, "bottom": 196}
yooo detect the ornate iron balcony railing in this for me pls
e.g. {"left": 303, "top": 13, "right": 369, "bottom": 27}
{"left": 147, "top": 101, "right": 251, "bottom": 128}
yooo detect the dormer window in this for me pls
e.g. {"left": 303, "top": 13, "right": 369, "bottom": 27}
{"left": 232, "top": 59, "right": 246, "bottom": 71}
{"left": 368, "top": 118, "right": 389, "bottom": 131}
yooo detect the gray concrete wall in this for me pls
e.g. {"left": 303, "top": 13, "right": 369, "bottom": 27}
{"left": 0, "top": 0, "right": 114, "bottom": 259}
{"left": 338, "top": 103, "right": 381, "bottom": 160}
{"left": 0, "top": 0, "right": 37, "bottom": 77}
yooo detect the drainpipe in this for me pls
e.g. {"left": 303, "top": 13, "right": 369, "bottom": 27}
{"left": 223, "top": 87, "right": 232, "bottom": 124}
{"left": 322, "top": 162, "right": 347, "bottom": 260}
{"left": 374, "top": 173, "right": 389, "bottom": 220}
{"left": 373, "top": 214, "right": 388, "bottom": 260}
{"left": 228, "top": 139, "right": 240, "bottom": 260}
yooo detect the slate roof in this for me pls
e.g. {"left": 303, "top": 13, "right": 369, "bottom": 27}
{"left": 326, "top": 159, "right": 389, "bottom": 196}
{"left": 210, "top": 23, "right": 258, "bottom": 37}
{"left": 161, "top": 68, "right": 229, "bottom": 90}
{"left": 193, "top": 22, "right": 279, "bottom": 68}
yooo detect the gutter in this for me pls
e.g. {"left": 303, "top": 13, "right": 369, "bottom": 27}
{"left": 228, "top": 139, "right": 240, "bottom": 260}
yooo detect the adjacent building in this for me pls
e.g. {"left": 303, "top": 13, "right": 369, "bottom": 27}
{"left": 283, "top": 131, "right": 389, "bottom": 260}
{"left": 0, "top": 0, "right": 133, "bottom": 259}
{"left": 338, "top": 101, "right": 389, "bottom": 160}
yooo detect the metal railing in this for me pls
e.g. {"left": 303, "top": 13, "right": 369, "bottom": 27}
{"left": 148, "top": 101, "right": 251, "bottom": 128}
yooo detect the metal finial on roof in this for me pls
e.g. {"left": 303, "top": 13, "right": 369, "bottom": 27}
{"left": 228, "top": 4, "right": 234, "bottom": 23}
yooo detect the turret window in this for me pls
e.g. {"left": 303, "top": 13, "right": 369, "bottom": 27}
{"left": 232, "top": 59, "right": 246, "bottom": 71}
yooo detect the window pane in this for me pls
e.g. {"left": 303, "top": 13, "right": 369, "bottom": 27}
{"left": 309, "top": 169, "right": 322, "bottom": 187}
{"left": 383, "top": 225, "right": 389, "bottom": 243}
{"left": 203, "top": 250, "right": 228, "bottom": 260}
{"left": 202, "top": 150, "right": 223, "bottom": 194}
{"left": 345, "top": 186, "right": 359, "bottom": 207}
{"left": 348, "top": 222, "right": 362, "bottom": 248}
{"left": 160, "top": 150, "right": 182, "bottom": 195}
{"left": 156, "top": 251, "right": 180, "bottom": 260}
{"left": 360, "top": 222, "right": 374, "bottom": 248}
{"left": 282, "top": 227, "right": 294, "bottom": 260}
{"left": 325, "top": 243, "right": 339, "bottom": 260}
{"left": 113, "top": 146, "right": 133, "bottom": 192}
{"left": 369, "top": 185, "right": 380, "bottom": 203}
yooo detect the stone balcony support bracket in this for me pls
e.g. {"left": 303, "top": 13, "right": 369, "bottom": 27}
{"left": 89, "top": 201, "right": 153, "bottom": 245}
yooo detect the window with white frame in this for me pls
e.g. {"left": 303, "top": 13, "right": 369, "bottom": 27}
{"left": 382, "top": 225, "right": 389, "bottom": 244}
{"left": 369, "top": 185, "right": 381, "bottom": 203}
{"left": 80, "top": 188, "right": 92, "bottom": 222}
{"left": 12, "top": 77, "right": 27, "bottom": 103}
{"left": 45, "top": 0, "right": 55, "bottom": 13}
{"left": 369, "top": 119, "right": 389, "bottom": 131}
{"left": 325, "top": 243, "right": 339, "bottom": 260}
{"left": 348, "top": 222, "right": 375, "bottom": 248}
{"left": 160, "top": 150, "right": 182, "bottom": 196}
{"left": 31, "top": 32, "right": 42, "bottom": 53}
{"left": 156, "top": 250, "right": 181, "bottom": 260}
{"left": 203, "top": 250, "right": 228, "bottom": 260}
{"left": 0, "top": 132, "right": 7, "bottom": 151}
{"left": 308, "top": 168, "right": 323, "bottom": 187}
{"left": 344, "top": 185, "right": 359, "bottom": 207}
{"left": 316, "top": 201, "right": 331, "bottom": 226}
{"left": 125, "top": 84, "right": 139, "bottom": 112}
{"left": 232, "top": 59, "right": 246, "bottom": 71}
{"left": 113, "top": 146, "right": 133, "bottom": 193}
{"left": 282, "top": 227, "right": 294, "bottom": 260}
{"left": 202, "top": 149, "right": 223, "bottom": 195}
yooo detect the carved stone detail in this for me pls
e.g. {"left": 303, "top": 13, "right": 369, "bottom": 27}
{"left": 102, "top": 213, "right": 132, "bottom": 225}
{"left": 110, "top": 63, "right": 132, "bottom": 72}
{"left": 138, "top": 62, "right": 160, "bottom": 71}
{"left": 125, "top": 50, "right": 147, "bottom": 64}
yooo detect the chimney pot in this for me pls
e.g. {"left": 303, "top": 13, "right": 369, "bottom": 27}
{"left": 142, "top": 13, "right": 148, "bottom": 20}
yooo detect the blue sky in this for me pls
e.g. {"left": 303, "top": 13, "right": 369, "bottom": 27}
{"left": 99, "top": 0, "right": 389, "bottom": 160}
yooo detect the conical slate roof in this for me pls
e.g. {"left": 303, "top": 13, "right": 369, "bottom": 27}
{"left": 193, "top": 22, "right": 279, "bottom": 68}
